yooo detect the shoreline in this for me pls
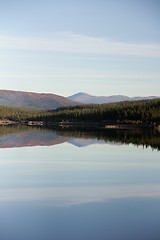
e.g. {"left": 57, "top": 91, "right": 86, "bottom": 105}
{"left": 27, "top": 120, "right": 160, "bottom": 131}
{"left": 0, "top": 119, "right": 159, "bottom": 131}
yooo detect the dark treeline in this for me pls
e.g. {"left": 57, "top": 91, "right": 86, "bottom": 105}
{"left": 32, "top": 98, "right": 160, "bottom": 124}
{"left": 0, "top": 98, "right": 160, "bottom": 125}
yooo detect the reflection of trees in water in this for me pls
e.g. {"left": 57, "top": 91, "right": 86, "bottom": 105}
{"left": 0, "top": 125, "right": 40, "bottom": 137}
{"left": 0, "top": 125, "right": 159, "bottom": 151}
{"left": 57, "top": 128, "right": 160, "bottom": 151}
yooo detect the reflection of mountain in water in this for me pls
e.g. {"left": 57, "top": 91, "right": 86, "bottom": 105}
{"left": 0, "top": 126, "right": 159, "bottom": 150}
{"left": 0, "top": 126, "right": 68, "bottom": 148}
{"left": 0, "top": 126, "right": 103, "bottom": 148}
{"left": 68, "top": 138, "right": 106, "bottom": 147}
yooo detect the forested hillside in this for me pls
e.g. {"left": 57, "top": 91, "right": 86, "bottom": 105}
{"left": 0, "top": 98, "right": 160, "bottom": 125}
{"left": 33, "top": 98, "right": 160, "bottom": 124}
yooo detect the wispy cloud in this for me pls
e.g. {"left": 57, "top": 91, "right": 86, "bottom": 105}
{"left": 0, "top": 70, "right": 160, "bottom": 80}
{"left": 0, "top": 32, "right": 160, "bottom": 57}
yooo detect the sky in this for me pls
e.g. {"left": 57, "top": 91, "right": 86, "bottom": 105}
{"left": 0, "top": 0, "right": 160, "bottom": 97}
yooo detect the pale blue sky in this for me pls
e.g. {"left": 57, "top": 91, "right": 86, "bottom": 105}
{"left": 0, "top": 0, "right": 160, "bottom": 96}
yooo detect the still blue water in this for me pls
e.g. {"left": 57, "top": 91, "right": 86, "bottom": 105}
{"left": 0, "top": 129, "right": 160, "bottom": 240}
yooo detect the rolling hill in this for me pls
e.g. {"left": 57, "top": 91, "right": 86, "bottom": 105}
{"left": 0, "top": 90, "right": 76, "bottom": 110}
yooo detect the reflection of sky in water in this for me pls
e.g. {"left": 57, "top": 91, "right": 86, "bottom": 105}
{"left": 0, "top": 140, "right": 160, "bottom": 240}
{"left": 0, "top": 142, "right": 160, "bottom": 206}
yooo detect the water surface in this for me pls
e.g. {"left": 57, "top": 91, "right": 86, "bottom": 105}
{"left": 0, "top": 127, "right": 160, "bottom": 240}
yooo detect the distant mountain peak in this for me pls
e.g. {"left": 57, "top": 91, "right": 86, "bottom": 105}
{"left": 72, "top": 92, "right": 91, "bottom": 97}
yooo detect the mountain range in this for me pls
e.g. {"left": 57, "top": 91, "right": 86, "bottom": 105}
{"left": 0, "top": 89, "right": 159, "bottom": 110}
{"left": 67, "top": 92, "right": 158, "bottom": 104}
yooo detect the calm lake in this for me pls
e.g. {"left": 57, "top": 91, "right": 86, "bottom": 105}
{"left": 0, "top": 126, "right": 160, "bottom": 240}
